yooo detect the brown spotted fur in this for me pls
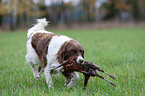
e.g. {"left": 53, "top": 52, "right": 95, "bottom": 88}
{"left": 31, "top": 33, "right": 58, "bottom": 68}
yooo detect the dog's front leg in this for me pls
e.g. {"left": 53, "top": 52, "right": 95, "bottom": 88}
{"left": 44, "top": 69, "right": 53, "bottom": 88}
{"left": 67, "top": 72, "right": 79, "bottom": 89}
{"left": 64, "top": 76, "right": 71, "bottom": 86}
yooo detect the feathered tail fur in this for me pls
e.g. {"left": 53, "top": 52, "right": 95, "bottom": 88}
{"left": 27, "top": 18, "right": 48, "bottom": 39}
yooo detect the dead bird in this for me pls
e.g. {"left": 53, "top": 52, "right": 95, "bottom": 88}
{"left": 51, "top": 57, "right": 117, "bottom": 87}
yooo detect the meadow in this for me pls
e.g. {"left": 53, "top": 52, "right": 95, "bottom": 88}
{"left": 0, "top": 28, "right": 145, "bottom": 96}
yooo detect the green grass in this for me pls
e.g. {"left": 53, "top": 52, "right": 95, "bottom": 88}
{"left": 0, "top": 28, "right": 145, "bottom": 96}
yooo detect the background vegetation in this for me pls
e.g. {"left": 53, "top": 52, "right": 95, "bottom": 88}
{"left": 0, "top": 28, "right": 144, "bottom": 96}
{"left": 0, "top": 0, "right": 145, "bottom": 30}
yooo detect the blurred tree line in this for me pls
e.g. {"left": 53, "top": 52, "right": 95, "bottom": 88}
{"left": 0, "top": 0, "right": 145, "bottom": 30}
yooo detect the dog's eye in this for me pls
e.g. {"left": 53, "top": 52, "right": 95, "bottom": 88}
{"left": 80, "top": 50, "right": 84, "bottom": 53}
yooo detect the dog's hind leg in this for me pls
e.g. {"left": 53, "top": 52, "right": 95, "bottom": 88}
{"left": 29, "top": 63, "right": 38, "bottom": 79}
{"left": 36, "top": 66, "right": 44, "bottom": 79}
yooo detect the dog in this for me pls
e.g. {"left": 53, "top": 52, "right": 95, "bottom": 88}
{"left": 25, "top": 18, "right": 84, "bottom": 89}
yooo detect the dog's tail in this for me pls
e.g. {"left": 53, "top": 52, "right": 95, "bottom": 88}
{"left": 27, "top": 18, "right": 48, "bottom": 39}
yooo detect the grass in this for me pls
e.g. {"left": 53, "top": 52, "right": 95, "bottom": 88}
{"left": 0, "top": 28, "right": 145, "bottom": 96}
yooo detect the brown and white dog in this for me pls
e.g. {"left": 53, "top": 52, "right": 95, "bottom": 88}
{"left": 25, "top": 18, "right": 84, "bottom": 89}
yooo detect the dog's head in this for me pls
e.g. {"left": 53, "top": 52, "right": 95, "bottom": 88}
{"left": 57, "top": 40, "right": 84, "bottom": 64}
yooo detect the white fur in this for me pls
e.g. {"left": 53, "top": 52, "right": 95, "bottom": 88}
{"left": 25, "top": 18, "right": 80, "bottom": 89}
{"left": 27, "top": 18, "right": 50, "bottom": 39}
{"left": 46, "top": 35, "right": 72, "bottom": 69}
{"left": 25, "top": 38, "right": 41, "bottom": 78}
{"left": 44, "top": 35, "right": 72, "bottom": 88}
{"left": 66, "top": 72, "right": 79, "bottom": 89}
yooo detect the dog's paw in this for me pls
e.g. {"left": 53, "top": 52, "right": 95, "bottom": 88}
{"left": 48, "top": 84, "right": 53, "bottom": 88}
{"left": 34, "top": 74, "right": 42, "bottom": 80}
{"left": 64, "top": 83, "right": 67, "bottom": 86}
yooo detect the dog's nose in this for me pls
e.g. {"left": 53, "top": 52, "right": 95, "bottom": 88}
{"left": 76, "top": 56, "right": 84, "bottom": 63}
{"left": 79, "top": 59, "right": 84, "bottom": 63}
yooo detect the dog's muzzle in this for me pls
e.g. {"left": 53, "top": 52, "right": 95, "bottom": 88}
{"left": 76, "top": 56, "right": 84, "bottom": 64}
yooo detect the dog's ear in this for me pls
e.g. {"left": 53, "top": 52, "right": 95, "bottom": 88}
{"left": 57, "top": 42, "right": 68, "bottom": 63}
